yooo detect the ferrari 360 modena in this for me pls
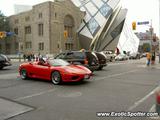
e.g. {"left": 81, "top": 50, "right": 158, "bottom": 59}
{"left": 19, "top": 59, "right": 92, "bottom": 85}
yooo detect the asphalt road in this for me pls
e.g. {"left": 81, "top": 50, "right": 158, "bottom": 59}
{"left": 0, "top": 58, "right": 160, "bottom": 120}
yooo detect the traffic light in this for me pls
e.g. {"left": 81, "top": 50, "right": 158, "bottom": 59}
{"left": 0, "top": 31, "right": 6, "bottom": 38}
{"left": 132, "top": 21, "right": 136, "bottom": 30}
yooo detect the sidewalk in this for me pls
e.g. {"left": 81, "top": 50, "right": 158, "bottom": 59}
{"left": 0, "top": 97, "right": 33, "bottom": 120}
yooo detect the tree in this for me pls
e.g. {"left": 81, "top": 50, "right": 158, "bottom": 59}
{"left": 0, "top": 11, "right": 10, "bottom": 32}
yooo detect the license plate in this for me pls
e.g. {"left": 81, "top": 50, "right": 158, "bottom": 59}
{"left": 84, "top": 75, "right": 89, "bottom": 79}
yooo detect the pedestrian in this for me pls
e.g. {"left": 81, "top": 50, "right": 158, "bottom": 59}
{"left": 146, "top": 52, "right": 151, "bottom": 66}
{"left": 23, "top": 54, "right": 26, "bottom": 62}
{"left": 151, "top": 52, "right": 155, "bottom": 65}
{"left": 27, "top": 53, "right": 31, "bottom": 62}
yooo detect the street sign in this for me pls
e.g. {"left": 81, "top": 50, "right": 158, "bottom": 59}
{"left": 6, "top": 32, "right": 14, "bottom": 36}
{"left": 137, "top": 21, "right": 149, "bottom": 25}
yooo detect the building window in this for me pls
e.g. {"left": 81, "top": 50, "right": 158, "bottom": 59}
{"left": 25, "top": 16, "right": 30, "bottom": 21}
{"left": 55, "top": 13, "right": 57, "bottom": 18}
{"left": 39, "top": 13, "right": 43, "bottom": 18}
{"left": 25, "top": 42, "right": 32, "bottom": 49}
{"left": 38, "top": 24, "right": 43, "bottom": 36}
{"left": 65, "top": 43, "right": 73, "bottom": 50}
{"left": 64, "top": 26, "right": 73, "bottom": 38}
{"left": 25, "top": 26, "right": 31, "bottom": 34}
{"left": 15, "top": 42, "right": 18, "bottom": 51}
{"left": 99, "top": 4, "right": 112, "bottom": 17}
{"left": 15, "top": 19, "right": 19, "bottom": 24}
{"left": 64, "top": 15, "right": 74, "bottom": 38}
{"left": 38, "top": 42, "right": 44, "bottom": 50}
{"left": 87, "top": 18, "right": 100, "bottom": 35}
{"left": 14, "top": 28, "right": 18, "bottom": 35}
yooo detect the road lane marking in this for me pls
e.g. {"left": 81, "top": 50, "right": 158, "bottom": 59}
{"left": 149, "top": 104, "right": 155, "bottom": 112}
{"left": 58, "top": 92, "right": 82, "bottom": 98}
{"left": 149, "top": 105, "right": 160, "bottom": 119}
{"left": 14, "top": 89, "right": 57, "bottom": 101}
{"left": 128, "top": 86, "right": 160, "bottom": 111}
{"left": 109, "top": 62, "right": 127, "bottom": 66}
{"left": 95, "top": 70, "right": 138, "bottom": 81}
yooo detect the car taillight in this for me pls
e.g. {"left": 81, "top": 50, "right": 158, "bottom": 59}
{"left": 84, "top": 59, "right": 88, "bottom": 65}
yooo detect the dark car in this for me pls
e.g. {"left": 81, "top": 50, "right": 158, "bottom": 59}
{"left": 94, "top": 52, "right": 107, "bottom": 70}
{"left": 54, "top": 51, "right": 99, "bottom": 72}
{"left": 0, "top": 54, "right": 12, "bottom": 69}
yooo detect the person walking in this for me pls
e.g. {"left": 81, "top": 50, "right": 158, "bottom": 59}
{"left": 146, "top": 52, "right": 151, "bottom": 66}
{"left": 151, "top": 52, "right": 155, "bottom": 65}
{"left": 23, "top": 54, "right": 26, "bottom": 62}
{"left": 158, "top": 52, "right": 160, "bottom": 63}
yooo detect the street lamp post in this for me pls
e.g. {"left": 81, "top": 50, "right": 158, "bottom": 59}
{"left": 14, "top": 35, "right": 22, "bottom": 62}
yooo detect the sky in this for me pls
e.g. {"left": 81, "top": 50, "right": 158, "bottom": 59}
{"left": 0, "top": 0, "right": 159, "bottom": 36}
{"left": 122, "top": 0, "right": 159, "bottom": 36}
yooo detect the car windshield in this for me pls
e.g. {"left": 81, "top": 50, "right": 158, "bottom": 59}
{"left": 49, "top": 59, "right": 70, "bottom": 66}
{"left": 0, "top": 54, "right": 6, "bottom": 61}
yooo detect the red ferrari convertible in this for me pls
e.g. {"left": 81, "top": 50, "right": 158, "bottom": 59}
{"left": 19, "top": 59, "right": 92, "bottom": 85}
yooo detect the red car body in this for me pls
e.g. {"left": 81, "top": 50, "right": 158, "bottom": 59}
{"left": 19, "top": 59, "right": 91, "bottom": 84}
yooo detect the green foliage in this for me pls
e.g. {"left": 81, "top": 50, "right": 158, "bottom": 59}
{"left": 0, "top": 11, "right": 10, "bottom": 31}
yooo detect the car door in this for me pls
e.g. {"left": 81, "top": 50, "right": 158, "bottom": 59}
{"left": 32, "top": 63, "right": 51, "bottom": 80}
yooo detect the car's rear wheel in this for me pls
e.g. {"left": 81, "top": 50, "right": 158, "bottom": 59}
{"left": 51, "top": 71, "right": 61, "bottom": 85}
{"left": 98, "top": 66, "right": 103, "bottom": 70}
{"left": 20, "top": 69, "right": 27, "bottom": 80}
{"left": 0, "top": 66, "right": 3, "bottom": 70}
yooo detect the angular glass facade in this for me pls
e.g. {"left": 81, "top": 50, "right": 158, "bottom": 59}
{"left": 72, "top": 0, "right": 137, "bottom": 53}
{"left": 71, "top": 0, "right": 112, "bottom": 38}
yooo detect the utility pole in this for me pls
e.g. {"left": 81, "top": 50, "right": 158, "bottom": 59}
{"left": 159, "top": 0, "right": 160, "bottom": 52}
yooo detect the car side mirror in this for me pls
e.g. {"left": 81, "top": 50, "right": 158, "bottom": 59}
{"left": 29, "top": 62, "right": 33, "bottom": 65}
{"left": 45, "top": 62, "right": 51, "bottom": 67}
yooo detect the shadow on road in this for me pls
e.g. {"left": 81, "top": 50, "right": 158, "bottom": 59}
{"left": 22, "top": 78, "right": 91, "bottom": 86}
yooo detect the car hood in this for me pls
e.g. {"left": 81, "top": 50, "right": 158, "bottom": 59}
{"left": 61, "top": 65, "right": 91, "bottom": 74}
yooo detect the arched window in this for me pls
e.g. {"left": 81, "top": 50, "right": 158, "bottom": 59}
{"left": 64, "top": 15, "right": 74, "bottom": 50}
{"left": 64, "top": 15, "right": 74, "bottom": 38}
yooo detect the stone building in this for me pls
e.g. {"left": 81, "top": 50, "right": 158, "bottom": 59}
{"left": 2, "top": 0, "right": 84, "bottom": 55}
{"left": 135, "top": 29, "right": 159, "bottom": 53}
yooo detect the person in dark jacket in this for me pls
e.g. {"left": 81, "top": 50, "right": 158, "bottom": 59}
{"left": 151, "top": 52, "right": 155, "bottom": 65}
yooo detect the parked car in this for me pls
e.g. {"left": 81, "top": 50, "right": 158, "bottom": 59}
{"left": 94, "top": 52, "right": 107, "bottom": 70}
{"left": 0, "top": 54, "right": 12, "bottom": 69}
{"left": 19, "top": 59, "right": 92, "bottom": 85}
{"left": 102, "top": 50, "right": 115, "bottom": 62}
{"left": 54, "top": 51, "right": 99, "bottom": 72}
{"left": 141, "top": 53, "right": 147, "bottom": 58}
{"left": 129, "top": 52, "right": 141, "bottom": 59}
{"left": 115, "top": 54, "right": 129, "bottom": 61}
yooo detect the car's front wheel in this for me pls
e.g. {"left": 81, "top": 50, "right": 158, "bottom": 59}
{"left": 0, "top": 66, "right": 3, "bottom": 70}
{"left": 51, "top": 71, "right": 61, "bottom": 85}
{"left": 20, "top": 69, "right": 28, "bottom": 80}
